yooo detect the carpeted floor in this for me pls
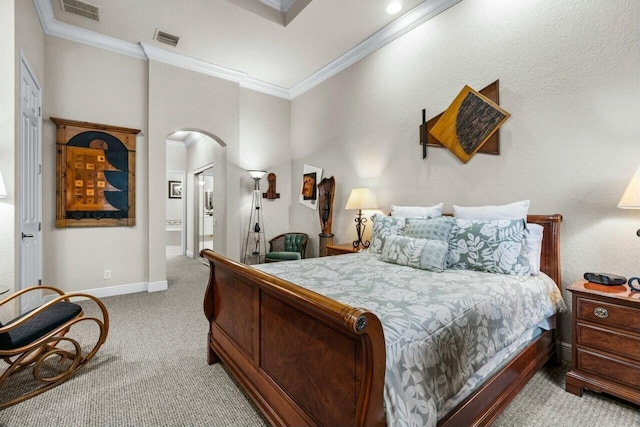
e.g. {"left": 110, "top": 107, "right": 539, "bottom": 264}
{"left": 1, "top": 256, "right": 638, "bottom": 426}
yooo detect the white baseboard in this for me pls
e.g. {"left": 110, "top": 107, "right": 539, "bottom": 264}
{"left": 81, "top": 282, "right": 149, "bottom": 299}
{"left": 77, "top": 280, "right": 167, "bottom": 299}
{"left": 148, "top": 280, "right": 168, "bottom": 292}
{"left": 186, "top": 250, "right": 194, "bottom": 258}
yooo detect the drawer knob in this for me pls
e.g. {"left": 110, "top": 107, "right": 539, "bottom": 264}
{"left": 593, "top": 307, "right": 608, "bottom": 319}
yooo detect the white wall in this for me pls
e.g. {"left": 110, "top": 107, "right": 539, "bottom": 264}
{"left": 239, "top": 88, "right": 291, "bottom": 256}
{"left": 43, "top": 37, "right": 148, "bottom": 292}
{"left": 290, "top": 0, "right": 640, "bottom": 346}
{"left": 0, "top": 0, "right": 16, "bottom": 297}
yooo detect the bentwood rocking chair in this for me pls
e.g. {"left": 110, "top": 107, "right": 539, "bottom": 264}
{"left": 0, "top": 285, "right": 109, "bottom": 409}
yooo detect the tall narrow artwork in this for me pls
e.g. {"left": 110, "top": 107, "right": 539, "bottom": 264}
{"left": 52, "top": 117, "right": 140, "bottom": 227}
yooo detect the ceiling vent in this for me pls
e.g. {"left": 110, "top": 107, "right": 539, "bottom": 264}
{"left": 59, "top": 0, "right": 99, "bottom": 21}
{"left": 154, "top": 29, "right": 180, "bottom": 47}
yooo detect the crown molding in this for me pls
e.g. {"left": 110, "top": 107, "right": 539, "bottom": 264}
{"left": 289, "top": 0, "right": 461, "bottom": 98}
{"left": 33, "top": 0, "right": 461, "bottom": 100}
{"left": 140, "top": 43, "right": 246, "bottom": 83}
{"left": 33, "top": 0, "right": 146, "bottom": 60}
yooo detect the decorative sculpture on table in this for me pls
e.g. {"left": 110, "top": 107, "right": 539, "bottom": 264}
{"left": 317, "top": 177, "right": 336, "bottom": 256}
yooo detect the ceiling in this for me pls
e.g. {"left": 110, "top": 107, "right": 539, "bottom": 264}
{"left": 40, "top": 0, "right": 459, "bottom": 96}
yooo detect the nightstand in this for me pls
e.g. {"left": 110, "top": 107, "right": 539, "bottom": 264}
{"left": 325, "top": 243, "right": 363, "bottom": 256}
{"left": 565, "top": 280, "right": 640, "bottom": 404}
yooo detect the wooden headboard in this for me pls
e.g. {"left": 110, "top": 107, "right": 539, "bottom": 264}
{"left": 527, "top": 214, "right": 562, "bottom": 287}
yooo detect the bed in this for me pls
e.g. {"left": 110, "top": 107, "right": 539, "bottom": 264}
{"left": 202, "top": 214, "right": 563, "bottom": 426}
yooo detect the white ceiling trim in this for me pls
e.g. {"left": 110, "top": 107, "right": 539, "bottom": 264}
{"left": 33, "top": 0, "right": 146, "bottom": 60}
{"left": 258, "top": 0, "right": 296, "bottom": 13}
{"left": 32, "top": 0, "right": 461, "bottom": 100}
{"left": 289, "top": 0, "right": 462, "bottom": 98}
{"left": 141, "top": 43, "right": 247, "bottom": 84}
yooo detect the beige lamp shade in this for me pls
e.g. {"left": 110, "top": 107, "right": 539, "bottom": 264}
{"left": 0, "top": 169, "right": 7, "bottom": 198}
{"left": 618, "top": 167, "right": 640, "bottom": 209}
{"left": 345, "top": 188, "right": 377, "bottom": 210}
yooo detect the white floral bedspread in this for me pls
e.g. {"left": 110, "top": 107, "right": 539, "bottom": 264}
{"left": 254, "top": 253, "right": 566, "bottom": 427}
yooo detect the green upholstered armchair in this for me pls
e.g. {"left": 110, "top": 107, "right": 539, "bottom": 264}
{"left": 264, "top": 233, "right": 309, "bottom": 263}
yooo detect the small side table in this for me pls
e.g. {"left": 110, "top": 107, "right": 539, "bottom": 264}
{"left": 325, "top": 243, "right": 363, "bottom": 256}
{"left": 565, "top": 280, "right": 640, "bottom": 404}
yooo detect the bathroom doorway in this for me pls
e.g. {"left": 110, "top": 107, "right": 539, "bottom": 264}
{"left": 194, "top": 164, "right": 214, "bottom": 261}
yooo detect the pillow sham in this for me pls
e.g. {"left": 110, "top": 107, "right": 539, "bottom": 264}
{"left": 404, "top": 217, "right": 454, "bottom": 242}
{"left": 368, "top": 214, "right": 405, "bottom": 254}
{"left": 525, "top": 223, "right": 543, "bottom": 275}
{"left": 453, "top": 200, "right": 530, "bottom": 220}
{"left": 380, "top": 235, "right": 449, "bottom": 272}
{"left": 447, "top": 218, "right": 531, "bottom": 276}
{"left": 391, "top": 202, "right": 443, "bottom": 218}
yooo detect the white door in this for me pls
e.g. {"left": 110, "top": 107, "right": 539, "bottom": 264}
{"left": 19, "top": 55, "right": 43, "bottom": 314}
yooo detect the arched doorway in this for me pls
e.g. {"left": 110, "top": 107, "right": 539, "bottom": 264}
{"left": 165, "top": 129, "right": 227, "bottom": 263}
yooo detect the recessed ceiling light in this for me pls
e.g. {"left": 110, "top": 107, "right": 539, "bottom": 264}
{"left": 386, "top": 2, "right": 402, "bottom": 14}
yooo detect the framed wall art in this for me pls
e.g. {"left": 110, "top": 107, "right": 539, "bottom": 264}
{"left": 168, "top": 181, "right": 182, "bottom": 199}
{"left": 298, "top": 164, "right": 322, "bottom": 210}
{"left": 52, "top": 117, "right": 140, "bottom": 228}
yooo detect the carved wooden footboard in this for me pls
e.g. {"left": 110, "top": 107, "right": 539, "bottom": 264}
{"left": 201, "top": 250, "right": 386, "bottom": 426}
{"left": 202, "top": 214, "right": 563, "bottom": 427}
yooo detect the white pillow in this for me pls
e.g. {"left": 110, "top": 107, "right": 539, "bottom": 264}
{"left": 525, "top": 223, "right": 543, "bottom": 275}
{"left": 391, "top": 203, "right": 443, "bottom": 218}
{"left": 453, "top": 200, "right": 530, "bottom": 220}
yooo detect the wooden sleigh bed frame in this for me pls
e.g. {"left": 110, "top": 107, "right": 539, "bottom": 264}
{"left": 202, "top": 214, "right": 562, "bottom": 426}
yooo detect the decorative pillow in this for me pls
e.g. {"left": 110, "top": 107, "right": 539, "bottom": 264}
{"left": 525, "top": 223, "right": 544, "bottom": 275}
{"left": 368, "top": 214, "right": 405, "bottom": 254}
{"left": 391, "top": 203, "right": 443, "bottom": 218}
{"left": 447, "top": 218, "right": 531, "bottom": 276}
{"left": 405, "top": 217, "right": 454, "bottom": 242}
{"left": 453, "top": 200, "right": 530, "bottom": 220}
{"left": 380, "top": 235, "right": 449, "bottom": 272}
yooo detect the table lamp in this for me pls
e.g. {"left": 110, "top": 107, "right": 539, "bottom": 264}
{"left": 345, "top": 188, "right": 377, "bottom": 249}
{"left": 618, "top": 166, "right": 640, "bottom": 237}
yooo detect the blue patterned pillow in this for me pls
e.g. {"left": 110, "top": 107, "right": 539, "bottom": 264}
{"left": 368, "top": 214, "right": 405, "bottom": 254}
{"left": 405, "top": 217, "right": 454, "bottom": 242}
{"left": 447, "top": 218, "right": 530, "bottom": 275}
{"left": 380, "top": 235, "right": 449, "bottom": 272}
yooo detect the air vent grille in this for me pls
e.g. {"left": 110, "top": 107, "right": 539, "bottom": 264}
{"left": 60, "top": 0, "right": 99, "bottom": 21}
{"left": 155, "top": 30, "right": 180, "bottom": 47}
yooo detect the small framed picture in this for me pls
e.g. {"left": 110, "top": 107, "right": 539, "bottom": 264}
{"left": 168, "top": 181, "right": 182, "bottom": 199}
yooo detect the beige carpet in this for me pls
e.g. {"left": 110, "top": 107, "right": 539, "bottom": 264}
{"left": 1, "top": 255, "right": 638, "bottom": 426}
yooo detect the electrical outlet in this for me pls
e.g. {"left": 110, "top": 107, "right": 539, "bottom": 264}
{"left": 104, "top": 269, "right": 112, "bottom": 280}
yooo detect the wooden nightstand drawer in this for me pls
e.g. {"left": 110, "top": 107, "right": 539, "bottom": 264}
{"left": 576, "top": 349, "right": 640, "bottom": 390}
{"left": 577, "top": 323, "right": 640, "bottom": 362}
{"left": 577, "top": 298, "right": 640, "bottom": 332}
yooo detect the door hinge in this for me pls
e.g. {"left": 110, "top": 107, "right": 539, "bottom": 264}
{"left": 38, "top": 222, "right": 41, "bottom": 231}
{"left": 38, "top": 164, "right": 42, "bottom": 174}
{"left": 38, "top": 279, "right": 42, "bottom": 286}
{"left": 38, "top": 107, "right": 41, "bottom": 117}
